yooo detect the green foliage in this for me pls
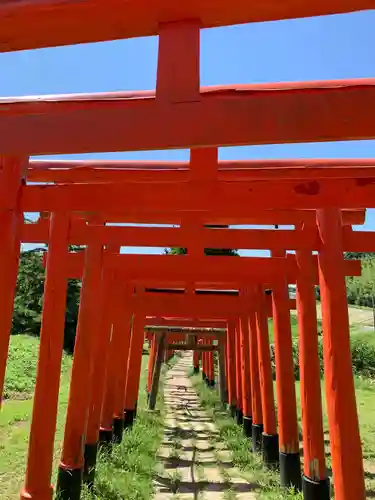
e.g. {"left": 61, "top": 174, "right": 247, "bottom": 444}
{"left": 269, "top": 337, "right": 375, "bottom": 380}
{"left": 12, "top": 249, "right": 81, "bottom": 352}
{"left": 345, "top": 252, "right": 375, "bottom": 307}
{"left": 3, "top": 334, "right": 71, "bottom": 399}
{"left": 351, "top": 338, "right": 375, "bottom": 378}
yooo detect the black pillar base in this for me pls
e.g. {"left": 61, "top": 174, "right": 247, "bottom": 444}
{"left": 202, "top": 372, "right": 207, "bottom": 381}
{"left": 146, "top": 392, "right": 150, "bottom": 403}
{"left": 113, "top": 417, "right": 124, "bottom": 444}
{"left": 227, "top": 404, "right": 237, "bottom": 418}
{"left": 83, "top": 442, "right": 98, "bottom": 487}
{"left": 252, "top": 423, "right": 263, "bottom": 453}
{"left": 123, "top": 408, "right": 135, "bottom": 430}
{"left": 280, "top": 452, "right": 302, "bottom": 491}
{"left": 302, "top": 475, "right": 330, "bottom": 500}
{"left": 262, "top": 433, "right": 279, "bottom": 469}
{"left": 98, "top": 427, "right": 113, "bottom": 453}
{"left": 243, "top": 416, "right": 253, "bottom": 438}
{"left": 193, "top": 366, "right": 200, "bottom": 374}
{"left": 56, "top": 465, "right": 82, "bottom": 500}
{"left": 207, "top": 379, "right": 215, "bottom": 388}
{"left": 235, "top": 408, "right": 243, "bottom": 426}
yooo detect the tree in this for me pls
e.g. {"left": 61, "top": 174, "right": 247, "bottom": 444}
{"left": 12, "top": 248, "right": 81, "bottom": 352}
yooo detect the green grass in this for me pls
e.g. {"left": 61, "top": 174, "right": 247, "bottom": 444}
{"left": 191, "top": 375, "right": 302, "bottom": 499}
{"left": 192, "top": 371, "right": 375, "bottom": 499}
{"left": 1, "top": 335, "right": 72, "bottom": 499}
{"left": 80, "top": 356, "right": 177, "bottom": 500}
{"left": 0, "top": 335, "right": 172, "bottom": 500}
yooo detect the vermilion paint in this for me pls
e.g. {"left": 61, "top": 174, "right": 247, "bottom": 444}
{"left": 21, "top": 213, "right": 70, "bottom": 500}
{"left": 317, "top": 209, "right": 365, "bottom": 500}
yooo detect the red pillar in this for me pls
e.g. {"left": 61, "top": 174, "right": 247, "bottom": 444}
{"left": 20, "top": 214, "right": 70, "bottom": 500}
{"left": 207, "top": 339, "right": 215, "bottom": 387}
{"left": 99, "top": 293, "right": 125, "bottom": 444}
{"left": 147, "top": 334, "right": 157, "bottom": 394}
{"left": 0, "top": 156, "right": 27, "bottom": 405}
{"left": 271, "top": 264, "right": 302, "bottom": 490}
{"left": 84, "top": 267, "right": 113, "bottom": 486}
{"left": 56, "top": 243, "right": 104, "bottom": 500}
{"left": 255, "top": 287, "right": 278, "bottom": 458}
{"left": 123, "top": 314, "right": 145, "bottom": 429}
{"left": 202, "top": 338, "right": 208, "bottom": 381}
{"left": 235, "top": 319, "right": 243, "bottom": 425}
{"left": 317, "top": 208, "right": 365, "bottom": 500}
{"left": 112, "top": 300, "right": 133, "bottom": 443}
{"left": 193, "top": 350, "right": 200, "bottom": 373}
{"left": 239, "top": 315, "right": 252, "bottom": 438}
{"left": 226, "top": 321, "right": 237, "bottom": 417}
{"left": 296, "top": 237, "right": 330, "bottom": 498}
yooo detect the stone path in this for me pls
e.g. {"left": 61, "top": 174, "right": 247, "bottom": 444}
{"left": 153, "top": 353, "right": 257, "bottom": 500}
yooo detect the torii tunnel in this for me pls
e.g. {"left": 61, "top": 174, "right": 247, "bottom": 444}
{"left": 0, "top": 2, "right": 375, "bottom": 500}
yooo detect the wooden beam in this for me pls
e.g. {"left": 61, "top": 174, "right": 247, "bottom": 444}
{"left": 0, "top": 1, "right": 371, "bottom": 53}
{"left": 59, "top": 253, "right": 361, "bottom": 285}
{"left": 22, "top": 221, "right": 373, "bottom": 251}
{"left": 21, "top": 209, "right": 365, "bottom": 238}
{"left": 27, "top": 159, "right": 375, "bottom": 183}
{"left": 145, "top": 318, "right": 226, "bottom": 328}
{"left": 168, "top": 345, "right": 218, "bottom": 351}
{"left": 20, "top": 176, "right": 375, "bottom": 212}
{"left": 3, "top": 80, "right": 375, "bottom": 155}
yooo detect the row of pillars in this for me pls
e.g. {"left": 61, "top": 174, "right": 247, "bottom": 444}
{"left": 188, "top": 214, "right": 365, "bottom": 500}
{"left": 15, "top": 218, "right": 161, "bottom": 500}
{"left": 0, "top": 176, "right": 366, "bottom": 500}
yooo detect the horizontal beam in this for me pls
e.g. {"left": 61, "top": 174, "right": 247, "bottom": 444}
{"left": 75, "top": 210, "right": 365, "bottom": 226}
{"left": 3, "top": 80, "right": 375, "bottom": 154}
{"left": 0, "top": 1, "right": 371, "bottom": 53}
{"left": 23, "top": 221, "right": 374, "bottom": 252}
{"left": 58, "top": 253, "right": 361, "bottom": 285}
{"left": 145, "top": 318, "right": 226, "bottom": 329}
{"left": 23, "top": 208, "right": 366, "bottom": 230}
{"left": 27, "top": 159, "right": 375, "bottom": 183}
{"left": 144, "top": 326, "right": 226, "bottom": 334}
{"left": 20, "top": 176, "right": 375, "bottom": 211}
{"left": 168, "top": 345, "right": 218, "bottom": 351}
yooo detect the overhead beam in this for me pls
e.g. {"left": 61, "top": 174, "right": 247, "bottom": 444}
{"left": 145, "top": 318, "right": 226, "bottom": 329}
{"left": 21, "top": 176, "right": 375, "bottom": 211}
{"left": 2, "top": 80, "right": 375, "bottom": 154}
{"left": 0, "top": 1, "right": 371, "bottom": 53}
{"left": 27, "top": 159, "right": 375, "bottom": 183}
{"left": 22, "top": 221, "right": 373, "bottom": 251}
{"left": 73, "top": 210, "right": 364, "bottom": 227}
{"left": 55, "top": 252, "right": 361, "bottom": 284}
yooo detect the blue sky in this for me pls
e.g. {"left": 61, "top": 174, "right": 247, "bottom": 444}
{"left": 4, "top": 9, "right": 375, "bottom": 253}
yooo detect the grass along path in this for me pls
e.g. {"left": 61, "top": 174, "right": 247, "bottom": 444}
{"left": 0, "top": 335, "right": 72, "bottom": 499}
{"left": 192, "top": 373, "right": 375, "bottom": 499}
{"left": 0, "top": 335, "right": 171, "bottom": 500}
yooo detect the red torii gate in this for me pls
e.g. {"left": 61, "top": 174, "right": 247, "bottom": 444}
{"left": 0, "top": 1, "right": 371, "bottom": 52}
{"left": 0, "top": 169, "right": 364, "bottom": 500}
{"left": 0, "top": 3, "right": 372, "bottom": 500}
{"left": 24, "top": 215, "right": 362, "bottom": 497}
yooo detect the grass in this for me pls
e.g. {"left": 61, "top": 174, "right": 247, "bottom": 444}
{"left": 192, "top": 370, "right": 375, "bottom": 499}
{"left": 0, "top": 335, "right": 72, "bottom": 499}
{"left": 0, "top": 334, "right": 172, "bottom": 500}
{"left": 192, "top": 375, "right": 302, "bottom": 499}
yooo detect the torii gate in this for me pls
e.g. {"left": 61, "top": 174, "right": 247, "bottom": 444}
{"left": 0, "top": 4, "right": 372, "bottom": 499}
{"left": 15, "top": 212, "right": 363, "bottom": 499}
